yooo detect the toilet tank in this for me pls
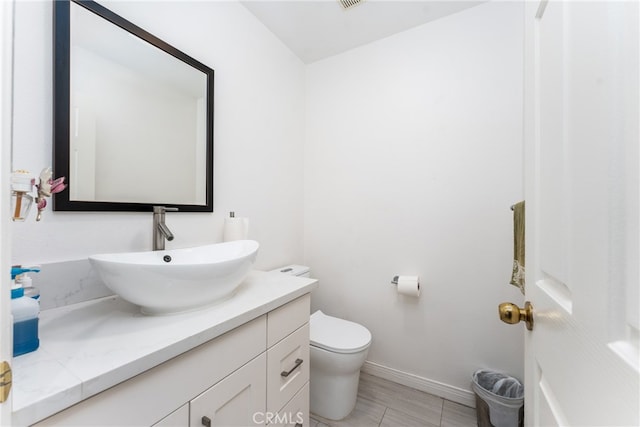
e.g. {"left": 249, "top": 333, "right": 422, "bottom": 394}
{"left": 271, "top": 265, "right": 311, "bottom": 278}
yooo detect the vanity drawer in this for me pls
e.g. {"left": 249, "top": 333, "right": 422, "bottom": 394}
{"left": 267, "top": 294, "right": 310, "bottom": 348}
{"left": 268, "top": 382, "right": 309, "bottom": 427}
{"left": 267, "top": 323, "right": 310, "bottom": 413}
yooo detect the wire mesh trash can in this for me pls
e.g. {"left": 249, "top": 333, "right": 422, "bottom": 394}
{"left": 472, "top": 369, "right": 524, "bottom": 427}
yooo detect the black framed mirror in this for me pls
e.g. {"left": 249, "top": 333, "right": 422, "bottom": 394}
{"left": 53, "top": 0, "right": 214, "bottom": 212}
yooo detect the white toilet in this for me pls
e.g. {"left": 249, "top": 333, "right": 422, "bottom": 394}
{"left": 309, "top": 310, "right": 372, "bottom": 420}
{"left": 272, "top": 265, "right": 372, "bottom": 421}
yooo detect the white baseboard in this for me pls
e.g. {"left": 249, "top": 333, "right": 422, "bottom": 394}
{"left": 361, "top": 361, "right": 476, "bottom": 408}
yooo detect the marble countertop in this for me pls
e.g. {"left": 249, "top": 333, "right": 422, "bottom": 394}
{"left": 11, "top": 270, "right": 317, "bottom": 427}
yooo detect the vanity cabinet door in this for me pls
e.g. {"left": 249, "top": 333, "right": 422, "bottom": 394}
{"left": 190, "top": 353, "right": 267, "bottom": 427}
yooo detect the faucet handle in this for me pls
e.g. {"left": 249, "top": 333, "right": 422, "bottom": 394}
{"left": 153, "top": 206, "right": 179, "bottom": 213}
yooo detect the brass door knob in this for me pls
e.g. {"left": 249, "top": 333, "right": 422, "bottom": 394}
{"left": 499, "top": 301, "right": 534, "bottom": 331}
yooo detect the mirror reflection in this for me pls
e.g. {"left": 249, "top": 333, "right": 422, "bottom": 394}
{"left": 54, "top": 0, "right": 214, "bottom": 211}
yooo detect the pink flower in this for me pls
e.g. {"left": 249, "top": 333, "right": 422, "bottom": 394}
{"left": 34, "top": 167, "right": 66, "bottom": 221}
{"left": 49, "top": 177, "right": 66, "bottom": 194}
{"left": 37, "top": 197, "right": 47, "bottom": 210}
{"left": 37, "top": 168, "right": 66, "bottom": 197}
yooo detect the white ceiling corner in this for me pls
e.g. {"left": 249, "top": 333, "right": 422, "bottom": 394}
{"left": 240, "top": 0, "right": 486, "bottom": 64}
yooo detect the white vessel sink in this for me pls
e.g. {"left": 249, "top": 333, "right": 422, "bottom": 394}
{"left": 89, "top": 240, "right": 259, "bottom": 315}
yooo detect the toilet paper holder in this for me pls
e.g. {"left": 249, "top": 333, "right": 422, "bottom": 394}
{"left": 391, "top": 275, "right": 421, "bottom": 297}
{"left": 391, "top": 276, "right": 420, "bottom": 286}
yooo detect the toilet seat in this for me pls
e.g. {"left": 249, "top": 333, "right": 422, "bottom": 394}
{"left": 310, "top": 310, "right": 371, "bottom": 354}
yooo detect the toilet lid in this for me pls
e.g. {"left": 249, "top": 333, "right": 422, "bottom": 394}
{"left": 310, "top": 310, "right": 372, "bottom": 354}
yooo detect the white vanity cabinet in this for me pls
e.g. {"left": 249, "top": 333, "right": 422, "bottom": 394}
{"left": 190, "top": 293, "right": 311, "bottom": 427}
{"left": 33, "top": 294, "right": 311, "bottom": 427}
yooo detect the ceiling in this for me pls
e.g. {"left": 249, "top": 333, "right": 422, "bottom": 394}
{"left": 240, "top": 0, "right": 485, "bottom": 64}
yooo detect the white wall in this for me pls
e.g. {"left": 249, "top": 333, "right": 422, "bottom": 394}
{"left": 11, "top": 0, "right": 525, "bottom": 401}
{"left": 11, "top": 0, "right": 306, "bottom": 270}
{"left": 304, "top": 1, "right": 525, "bottom": 396}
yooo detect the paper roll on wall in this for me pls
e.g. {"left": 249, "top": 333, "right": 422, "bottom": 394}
{"left": 396, "top": 275, "right": 421, "bottom": 297}
{"left": 223, "top": 216, "right": 249, "bottom": 242}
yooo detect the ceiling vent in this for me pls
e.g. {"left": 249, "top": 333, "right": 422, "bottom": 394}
{"left": 338, "top": 0, "right": 365, "bottom": 10}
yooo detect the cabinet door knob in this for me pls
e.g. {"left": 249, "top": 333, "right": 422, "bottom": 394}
{"left": 280, "top": 358, "right": 304, "bottom": 378}
{"left": 202, "top": 415, "right": 212, "bottom": 427}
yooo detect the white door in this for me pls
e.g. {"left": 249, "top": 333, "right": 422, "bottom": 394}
{"left": 522, "top": 0, "right": 639, "bottom": 425}
{"left": 0, "top": 0, "right": 14, "bottom": 424}
{"left": 189, "top": 354, "right": 267, "bottom": 427}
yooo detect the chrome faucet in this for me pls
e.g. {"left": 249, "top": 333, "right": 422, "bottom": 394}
{"left": 153, "top": 206, "right": 178, "bottom": 251}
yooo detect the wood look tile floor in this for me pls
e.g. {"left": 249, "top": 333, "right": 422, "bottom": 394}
{"left": 310, "top": 373, "right": 478, "bottom": 427}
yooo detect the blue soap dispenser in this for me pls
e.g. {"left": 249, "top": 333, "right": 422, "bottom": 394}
{"left": 10, "top": 267, "right": 40, "bottom": 356}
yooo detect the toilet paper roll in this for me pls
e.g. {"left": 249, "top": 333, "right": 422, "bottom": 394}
{"left": 396, "top": 275, "right": 420, "bottom": 297}
{"left": 223, "top": 217, "right": 249, "bottom": 242}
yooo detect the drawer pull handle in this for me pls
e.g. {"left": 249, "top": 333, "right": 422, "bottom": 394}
{"left": 295, "top": 424, "right": 303, "bottom": 427}
{"left": 202, "top": 415, "right": 211, "bottom": 427}
{"left": 281, "top": 358, "right": 303, "bottom": 377}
